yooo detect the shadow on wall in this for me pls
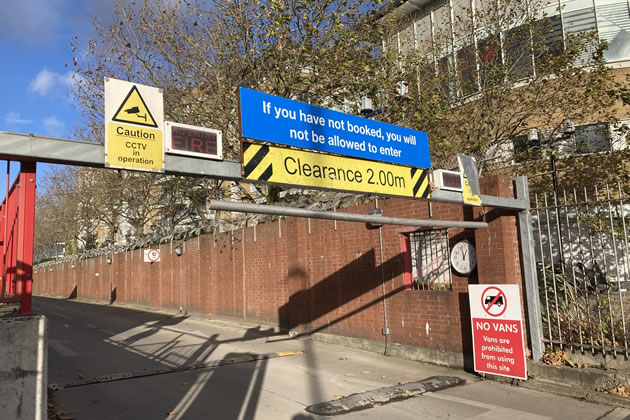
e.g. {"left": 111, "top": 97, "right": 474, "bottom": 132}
{"left": 458, "top": 292, "right": 474, "bottom": 372}
{"left": 67, "top": 285, "right": 77, "bottom": 300}
{"left": 278, "top": 248, "right": 406, "bottom": 334}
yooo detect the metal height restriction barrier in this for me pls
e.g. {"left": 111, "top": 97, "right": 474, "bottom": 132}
{"left": 0, "top": 161, "right": 36, "bottom": 315}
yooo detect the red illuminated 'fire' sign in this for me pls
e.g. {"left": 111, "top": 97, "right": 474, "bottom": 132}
{"left": 165, "top": 121, "right": 222, "bottom": 160}
{"left": 172, "top": 126, "right": 216, "bottom": 155}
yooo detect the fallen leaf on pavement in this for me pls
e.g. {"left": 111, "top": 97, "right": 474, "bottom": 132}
{"left": 330, "top": 395, "right": 344, "bottom": 400}
{"left": 78, "top": 375, "right": 85, "bottom": 379}
{"left": 345, "top": 373, "right": 353, "bottom": 377}
{"left": 398, "top": 381, "right": 408, "bottom": 385}
{"left": 605, "top": 385, "right": 630, "bottom": 397}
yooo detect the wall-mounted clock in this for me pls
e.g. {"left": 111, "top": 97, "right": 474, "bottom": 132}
{"left": 450, "top": 239, "right": 477, "bottom": 276}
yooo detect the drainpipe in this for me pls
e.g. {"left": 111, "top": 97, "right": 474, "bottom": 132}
{"left": 175, "top": 243, "right": 184, "bottom": 313}
{"left": 371, "top": 199, "right": 389, "bottom": 355}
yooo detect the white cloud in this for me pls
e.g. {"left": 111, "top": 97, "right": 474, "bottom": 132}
{"left": 29, "top": 69, "right": 78, "bottom": 97}
{"left": 29, "top": 70, "right": 56, "bottom": 96}
{"left": 3, "top": 112, "right": 33, "bottom": 125}
{"left": 43, "top": 116, "right": 65, "bottom": 137}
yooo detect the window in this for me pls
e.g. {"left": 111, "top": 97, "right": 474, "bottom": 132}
{"left": 457, "top": 43, "right": 479, "bottom": 95}
{"left": 595, "top": 0, "right": 630, "bottom": 62}
{"left": 504, "top": 24, "right": 534, "bottom": 80}
{"left": 511, "top": 123, "right": 610, "bottom": 162}
{"left": 574, "top": 123, "right": 611, "bottom": 153}
{"left": 402, "top": 229, "right": 452, "bottom": 290}
{"left": 414, "top": 11, "right": 433, "bottom": 56}
{"left": 533, "top": 15, "right": 565, "bottom": 72}
{"left": 512, "top": 134, "right": 539, "bottom": 163}
{"left": 562, "top": 2, "right": 598, "bottom": 66}
{"left": 477, "top": 34, "right": 502, "bottom": 89}
{"left": 438, "top": 52, "right": 457, "bottom": 99}
{"left": 398, "top": 20, "right": 416, "bottom": 56}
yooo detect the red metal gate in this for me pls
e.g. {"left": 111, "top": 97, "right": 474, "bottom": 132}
{"left": 0, "top": 161, "right": 36, "bottom": 315}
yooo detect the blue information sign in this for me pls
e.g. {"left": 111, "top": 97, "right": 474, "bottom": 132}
{"left": 239, "top": 88, "right": 431, "bottom": 168}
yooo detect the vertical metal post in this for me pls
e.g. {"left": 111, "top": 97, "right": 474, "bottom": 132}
{"left": 0, "top": 184, "right": 5, "bottom": 297}
{"left": 375, "top": 199, "right": 389, "bottom": 354}
{"left": 1, "top": 161, "right": 9, "bottom": 297}
{"left": 178, "top": 244, "right": 183, "bottom": 313}
{"left": 564, "top": 190, "right": 584, "bottom": 351}
{"left": 550, "top": 146, "right": 559, "bottom": 205}
{"left": 17, "top": 162, "right": 36, "bottom": 314}
{"left": 515, "top": 176, "right": 544, "bottom": 361}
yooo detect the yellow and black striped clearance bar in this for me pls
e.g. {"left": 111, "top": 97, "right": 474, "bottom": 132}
{"left": 239, "top": 87, "right": 431, "bottom": 199}
{"left": 242, "top": 142, "right": 431, "bottom": 200}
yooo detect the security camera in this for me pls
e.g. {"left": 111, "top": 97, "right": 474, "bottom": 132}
{"left": 562, "top": 118, "right": 575, "bottom": 135}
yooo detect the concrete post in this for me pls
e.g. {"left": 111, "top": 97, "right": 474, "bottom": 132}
{"left": 0, "top": 315, "right": 48, "bottom": 420}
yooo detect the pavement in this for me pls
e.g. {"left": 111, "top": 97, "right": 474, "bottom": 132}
{"left": 34, "top": 296, "right": 630, "bottom": 419}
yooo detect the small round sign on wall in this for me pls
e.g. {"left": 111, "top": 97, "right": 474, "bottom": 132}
{"left": 144, "top": 248, "right": 160, "bottom": 263}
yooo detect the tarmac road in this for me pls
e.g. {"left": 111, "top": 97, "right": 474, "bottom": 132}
{"left": 36, "top": 296, "right": 629, "bottom": 420}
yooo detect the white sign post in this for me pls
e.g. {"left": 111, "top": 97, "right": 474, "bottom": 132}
{"left": 468, "top": 284, "right": 527, "bottom": 380}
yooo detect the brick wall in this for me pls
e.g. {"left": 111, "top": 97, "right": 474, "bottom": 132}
{"left": 33, "top": 175, "right": 524, "bottom": 366}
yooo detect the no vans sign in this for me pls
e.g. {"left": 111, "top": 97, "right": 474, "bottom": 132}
{"left": 468, "top": 284, "right": 527, "bottom": 380}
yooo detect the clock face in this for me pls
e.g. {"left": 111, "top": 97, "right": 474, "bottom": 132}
{"left": 450, "top": 240, "right": 477, "bottom": 275}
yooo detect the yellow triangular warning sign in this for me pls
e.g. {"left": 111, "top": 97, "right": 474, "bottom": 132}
{"left": 112, "top": 85, "right": 158, "bottom": 128}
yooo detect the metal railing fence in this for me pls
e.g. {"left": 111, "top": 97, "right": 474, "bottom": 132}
{"left": 533, "top": 183, "right": 630, "bottom": 356}
{"left": 408, "top": 229, "right": 452, "bottom": 291}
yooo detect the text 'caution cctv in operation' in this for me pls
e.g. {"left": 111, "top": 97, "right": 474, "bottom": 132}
{"left": 104, "top": 78, "right": 164, "bottom": 173}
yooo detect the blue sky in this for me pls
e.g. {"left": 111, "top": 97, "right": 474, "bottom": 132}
{"left": 0, "top": 0, "right": 117, "bottom": 194}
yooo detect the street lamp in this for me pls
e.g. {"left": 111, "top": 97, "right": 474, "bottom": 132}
{"left": 528, "top": 118, "right": 575, "bottom": 205}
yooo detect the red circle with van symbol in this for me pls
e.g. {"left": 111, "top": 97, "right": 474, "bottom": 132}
{"left": 481, "top": 286, "right": 507, "bottom": 317}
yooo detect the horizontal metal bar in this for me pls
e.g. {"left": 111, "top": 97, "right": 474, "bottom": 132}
{"left": 0, "top": 131, "right": 527, "bottom": 211}
{"left": 0, "top": 131, "right": 242, "bottom": 180}
{"left": 542, "top": 338, "right": 628, "bottom": 354}
{"left": 209, "top": 200, "right": 489, "bottom": 229}
{"left": 430, "top": 188, "right": 528, "bottom": 211}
